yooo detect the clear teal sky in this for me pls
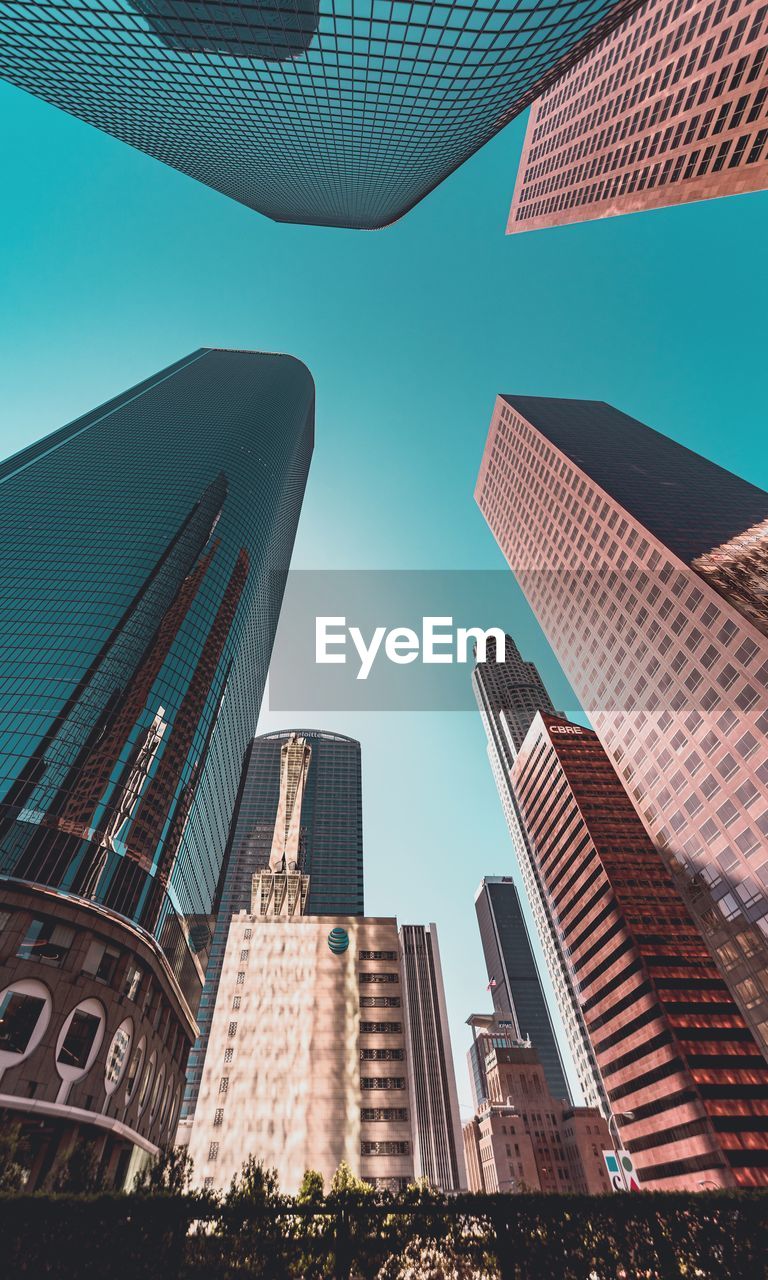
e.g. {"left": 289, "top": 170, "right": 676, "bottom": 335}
{"left": 2, "top": 80, "right": 767, "bottom": 1118}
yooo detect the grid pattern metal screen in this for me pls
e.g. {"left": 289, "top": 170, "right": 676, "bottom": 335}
{"left": 0, "top": 0, "right": 640, "bottom": 228}
{"left": 0, "top": 348, "right": 314, "bottom": 999}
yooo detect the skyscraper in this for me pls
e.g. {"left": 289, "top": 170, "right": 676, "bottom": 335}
{"left": 183, "top": 728, "right": 364, "bottom": 1120}
{"left": 475, "top": 877, "right": 570, "bottom": 1103}
{"left": 508, "top": 0, "right": 768, "bottom": 233}
{"left": 0, "top": 349, "right": 313, "bottom": 1184}
{"left": 186, "top": 906, "right": 415, "bottom": 1195}
{"left": 399, "top": 924, "right": 466, "bottom": 1191}
{"left": 510, "top": 711, "right": 768, "bottom": 1190}
{"left": 476, "top": 394, "right": 768, "bottom": 1055}
{"left": 0, "top": 0, "right": 643, "bottom": 229}
{"left": 473, "top": 638, "right": 608, "bottom": 1114}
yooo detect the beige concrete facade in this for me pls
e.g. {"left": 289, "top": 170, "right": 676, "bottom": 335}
{"left": 187, "top": 913, "right": 414, "bottom": 1194}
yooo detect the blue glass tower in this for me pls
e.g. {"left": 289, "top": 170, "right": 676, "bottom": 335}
{"left": 0, "top": 348, "right": 314, "bottom": 1004}
{"left": 0, "top": 0, "right": 641, "bottom": 228}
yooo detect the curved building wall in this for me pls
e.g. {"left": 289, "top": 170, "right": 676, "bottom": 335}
{"left": 0, "top": 881, "right": 195, "bottom": 1188}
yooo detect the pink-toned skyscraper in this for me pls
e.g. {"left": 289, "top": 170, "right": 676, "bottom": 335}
{"left": 508, "top": 0, "right": 768, "bottom": 233}
{"left": 510, "top": 711, "right": 768, "bottom": 1190}
{"left": 475, "top": 395, "right": 768, "bottom": 1057}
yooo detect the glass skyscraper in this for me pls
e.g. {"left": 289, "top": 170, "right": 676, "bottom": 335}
{"left": 0, "top": 348, "right": 313, "bottom": 1183}
{"left": 0, "top": 348, "right": 314, "bottom": 987}
{"left": 182, "top": 727, "right": 364, "bottom": 1118}
{"left": 0, "top": 0, "right": 642, "bottom": 229}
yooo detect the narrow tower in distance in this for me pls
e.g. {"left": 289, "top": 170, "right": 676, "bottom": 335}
{"left": 399, "top": 923, "right": 467, "bottom": 1191}
{"left": 475, "top": 877, "right": 570, "bottom": 1103}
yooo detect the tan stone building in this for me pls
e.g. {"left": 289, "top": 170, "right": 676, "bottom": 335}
{"left": 463, "top": 1043, "right": 612, "bottom": 1194}
{"left": 187, "top": 909, "right": 415, "bottom": 1194}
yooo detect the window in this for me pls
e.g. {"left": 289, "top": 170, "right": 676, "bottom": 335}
{"left": 228, "top": 1022, "right": 238, "bottom": 1038}
{"left": 57, "top": 1010, "right": 101, "bottom": 1069}
{"left": 360, "top": 1048, "right": 404, "bottom": 1061}
{"left": 208, "top": 1142, "right": 219, "bottom": 1161}
{"left": 82, "top": 940, "right": 121, "bottom": 985}
{"left": 236, "top": 972, "right": 245, "bottom": 985}
{"left": 214, "top": 1108, "right": 224, "bottom": 1126}
{"left": 0, "top": 990, "right": 46, "bottom": 1055}
{"left": 361, "top": 1077, "right": 405, "bottom": 1090}
{"left": 17, "top": 918, "right": 75, "bottom": 966}
{"left": 359, "top": 950, "right": 397, "bottom": 961}
{"left": 361, "top": 1108, "right": 408, "bottom": 1122}
{"left": 361, "top": 1141, "right": 409, "bottom": 1156}
{"left": 232, "top": 996, "right": 241, "bottom": 1010}
{"left": 104, "top": 1020, "right": 132, "bottom": 1088}
{"left": 123, "top": 964, "right": 143, "bottom": 1002}
{"left": 219, "top": 1077, "right": 229, "bottom": 1093}
{"left": 359, "top": 973, "right": 399, "bottom": 984}
{"left": 239, "top": 949, "right": 249, "bottom": 962}
{"left": 224, "top": 1048, "right": 233, "bottom": 1064}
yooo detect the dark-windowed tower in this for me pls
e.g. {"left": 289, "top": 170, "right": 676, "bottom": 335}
{"left": 182, "top": 728, "right": 364, "bottom": 1120}
{"left": 475, "top": 877, "right": 570, "bottom": 1103}
{"left": 0, "top": 0, "right": 643, "bottom": 228}
{"left": 0, "top": 349, "right": 313, "bottom": 1186}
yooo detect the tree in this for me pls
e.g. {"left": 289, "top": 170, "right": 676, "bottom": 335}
{"left": 297, "top": 1169, "right": 325, "bottom": 1204}
{"left": 133, "top": 1144, "right": 194, "bottom": 1196}
{"left": 44, "top": 1137, "right": 105, "bottom": 1193}
{"left": 0, "top": 1124, "right": 29, "bottom": 1192}
{"left": 329, "top": 1161, "right": 372, "bottom": 1197}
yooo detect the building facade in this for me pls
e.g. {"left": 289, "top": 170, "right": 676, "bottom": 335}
{"left": 182, "top": 728, "right": 363, "bottom": 1120}
{"left": 463, "top": 1041, "right": 612, "bottom": 1194}
{"left": 0, "top": 349, "right": 314, "bottom": 1183}
{"left": 475, "top": 876, "right": 571, "bottom": 1103}
{"left": 186, "top": 911, "right": 415, "bottom": 1194}
{"left": 0, "top": 0, "right": 644, "bottom": 229}
{"left": 476, "top": 394, "right": 768, "bottom": 1056}
{"left": 510, "top": 712, "right": 768, "bottom": 1190}
{"left": 399, "top": 924, "right": 466, "bottom": 1191}
{"left": 508, "top": 0, "right": 768, "bottom": 233}
{"left": 473, "top": 640, "right": 608, "bottom": 1114}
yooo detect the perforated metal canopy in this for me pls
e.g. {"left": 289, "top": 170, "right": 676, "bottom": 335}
{"left": 0, "top": 0, "right": 637, "bottom": 228}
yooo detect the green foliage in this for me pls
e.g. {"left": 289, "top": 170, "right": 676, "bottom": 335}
{"left": 223, "top": 1155, "right": 282, "bottom": 1208}
{"left": 134, "top": 1145, "right": 195, "bottom": 1196}
{"left": 0, "top": 1124, "right": 30, "bottom": 1193}
{"left": 329, "top": 1160, "right": 372, "bottom": 1197}
{"left": 44, "top": 1138, "right": 105, "bottom": 1194}
{"left": 297, "top": 1169, "right": 325, "bottom": 1203}
{"left": 0, "top": 1179, "right": 766, "bottom": 1280}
